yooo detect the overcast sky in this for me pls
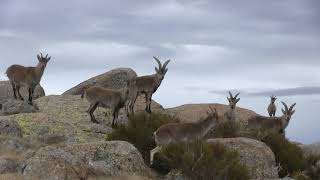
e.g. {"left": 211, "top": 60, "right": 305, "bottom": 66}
{"left": 0, "top": 0, "right": 319, "bottom": 144}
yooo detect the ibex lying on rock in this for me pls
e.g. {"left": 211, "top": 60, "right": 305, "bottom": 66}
{"left": 248, "top": 101, "right": 296, "bottom": 135}
{"left": 221, "top": 91, "right": 240, "bottom": 123}
{"left": 150, "top": 107, "right": 219, "bottom": 165}
{"left": 81, "top": 85, "right": 130, "bottom": 127}
{"left": 128, "top": 57, "right": 170, "bottom": 114}
{"left": 268, "top": 95, "right": 277, "bottom": 117}
{"left": 6, "top": 53, "right": 51, "bottom": 105}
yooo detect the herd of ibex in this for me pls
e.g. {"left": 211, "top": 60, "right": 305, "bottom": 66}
{"left": 5, "top": 52, "right": 297, "bottom": 165}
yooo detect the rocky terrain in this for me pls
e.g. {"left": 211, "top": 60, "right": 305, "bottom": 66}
{"left": 0, "top": 68, "right": 316, "bottom": 180}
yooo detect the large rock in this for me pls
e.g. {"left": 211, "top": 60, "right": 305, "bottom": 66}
{"left": 167, "top": 103, "right": 257, "bottom": 125}
{"left": 0, "top": 156, "right": 20, "bottom": 174}
{"left": 0, "top": 81, "right": 45, "bottom": 104}
{"left": 1, "top": 99, "right": 37, "bottom": 115}
{"left": 23, "top": 141, "right": 152, "bottom": 180}
{"left": 207, "top": 137, "right": 279, "bottom": 179}
{"left": 300, "top": 143, "right": 320, "bottom": 156}
{"left": 63, "top": 68, "right": 138, "bottom": 95}
{"left": 0, "top": 116, "right": 22, "bottom": 137}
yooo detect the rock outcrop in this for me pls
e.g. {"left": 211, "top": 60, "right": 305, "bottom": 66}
{"left": 207, "top": 137, "right": 279, "bottom": 179}
{"left": 0, "top": 81, "right": 45, "bottom": 103}
{"left": 63, "top": 68, "right": 137, "bottom": 95}
{"left": 23, "top": 141, "right": 152, "bottom": 180}
{"left": 0, "top": 117, "right": 23, "bottom": 137}
{"left": 1, "top": 99, "right": 37, "bottom": 115}
{"left": 300, "top": 143, "right": 320, "bottom": 156}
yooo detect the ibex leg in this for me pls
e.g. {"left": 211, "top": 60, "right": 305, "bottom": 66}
{"left": 150, "top": 146, "right": 161, "bottom": 165}
{"left": 88, "top": 102, "right": 99, "bottom": 123}
{"left": 16, "top": 86, "right": 24, "bottom": 101}
{"left": 10, "top": 81, "right": 17, "bottom": 99}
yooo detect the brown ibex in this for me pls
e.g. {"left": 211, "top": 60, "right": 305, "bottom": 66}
{"left": 221, "top": 91, "right": 240, "bottom": 123}
{"left": 248, "top": 101, "right": 296, "bottom": 135}
{"left": 150, "top": 107, "right": 219, "bottom": 165}
{"left": 81, "top": 84, "right": 130, "bottom": 127}
{"left": 268, "top": 95, "right": 277, "bottom": 117}
{"left": 6, "top": 53, "right": 51, "bottom": 105}
{"left": 128, "top": 56, "right": 170, "bottom": 114}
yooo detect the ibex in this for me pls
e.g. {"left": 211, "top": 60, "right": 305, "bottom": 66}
{"left": 248, "top": 101, "right": 296, "bottom": 135}
{"left": 221, "top": 91, "right": 240, "bottom": 123}
{"left": 128, "top": 57, "right": 170, "bottom": 114}
{"left": 150, "top": 107, "right": 219, "bottom": 165}
{"left": 81, "top": 84, "right": 130, "bottom": 127}
{"left": 268, "top": 95, "right": 277, "bottom": 117}
{"left": 6, "top": 53, "right": 51, "bottom": 105}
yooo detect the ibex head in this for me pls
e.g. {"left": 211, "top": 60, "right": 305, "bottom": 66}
{"left": 37, "top": 53, "right": 51, "bottom": 70}
{"left": 281, "top": 101, "right": 296, "bottom": 121}
{"left": 270, "top": 95, "right": 277, "bottom": 104}
{"left": 153, "top": 56, "right": 170, "bottom": 80}
{"left": 227, "top": 91, "right": 240, "bottom": 110}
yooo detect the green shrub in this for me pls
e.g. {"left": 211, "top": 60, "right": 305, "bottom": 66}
{"left": 261, "top": 133, "right": 307, "bottom": 178}
{"left": 160, "top": 140, "right": 250, "bottom": 180}
{"left": 107, "top": 112, "right": 177, "bottom": 173}
{"left": 304, "top": 154, "right": 320, "bottom": 179}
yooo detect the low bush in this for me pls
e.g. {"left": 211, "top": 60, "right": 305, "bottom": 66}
{"left": 261, "top": 133, "right": 307, "bottom": 178}
{"left": 304, "top": 154, "right": 320, "bottom": 179}
{"left": 106, "top": 112, "right": 177, "bottom": 174}
{"left": 160, "top": 140, "right": 250, "bottom": 180}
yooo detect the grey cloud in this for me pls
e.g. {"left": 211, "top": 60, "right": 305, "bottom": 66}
{"left": 248, "top": 87, "right": 320, "bottom": 97}
{"left": 208, "top": 87, "right": 320, "bottom": 97}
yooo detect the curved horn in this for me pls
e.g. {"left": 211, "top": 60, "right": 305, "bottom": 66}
{"left": 153, "top": 56, "right": 162, "bottom": 69}
{"left": 162, "top": 59, "right": 171, "bottom": 70}
{"left": 289, "top": 103, "right": 296, "bottom": 111}
{"left": 234, "top": 92, "right": 240, "bottom": 99}
{"left": 229, "top": 91, "right": 233, "bottom": 99}
{"left": 281, "top": 101, "right": 289, "bottom": 112}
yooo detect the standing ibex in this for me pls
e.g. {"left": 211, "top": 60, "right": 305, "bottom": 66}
{"left": 150, "top": 107, "right": 219, "bottom": 165}
{"left": 81, "top": 84, "right": 130, "bottom": 127}
{"left": 6, "top": 53, "right": 51, "bottom": 105}
{"left": 128, "top": 57, "right": 170, "bottom": 114}
{"left": 221, "top": 91, "right": 240, "bottom": 123}
{"left": 268, "top": 95, "right": 277, "bottom": 117}
{"left": 248, "top": 101, "right": 296, "bottom": 135}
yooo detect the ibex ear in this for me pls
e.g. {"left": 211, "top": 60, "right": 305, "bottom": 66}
{"left": 282, "top": 108, "right": 285, "bottom": 114}
{"left": 37, "top": 54, "right": 41, "bottom": 61}
{"left": 47, "top": 56, "right": 51, "bottom": 62}
{"left": 291, "top": 110, "right": 295, "bottom": 115}
{"left": 227, "top": 97, "right": 231, "bottom": 102}
{"left": 155, "top": 67, "right": 159, "bottom": 73}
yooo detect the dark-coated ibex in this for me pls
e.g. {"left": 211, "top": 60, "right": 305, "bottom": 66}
{"left": 6, "top": 53, "right": 51, "bottom": 105}
{"left": 81, "top": 84, "right": 130, "bottom": 127}
{"left": 248, "top": 101, "right": 296, "bottom": 135}
{"left": 150, "top": 106, "right": 219, "bottom": 165}
{"left": 268, "top": 95, "right": 277, "bottom": 117}
{"left": 128, "top": 57, "right": 170, "bottom": 114}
